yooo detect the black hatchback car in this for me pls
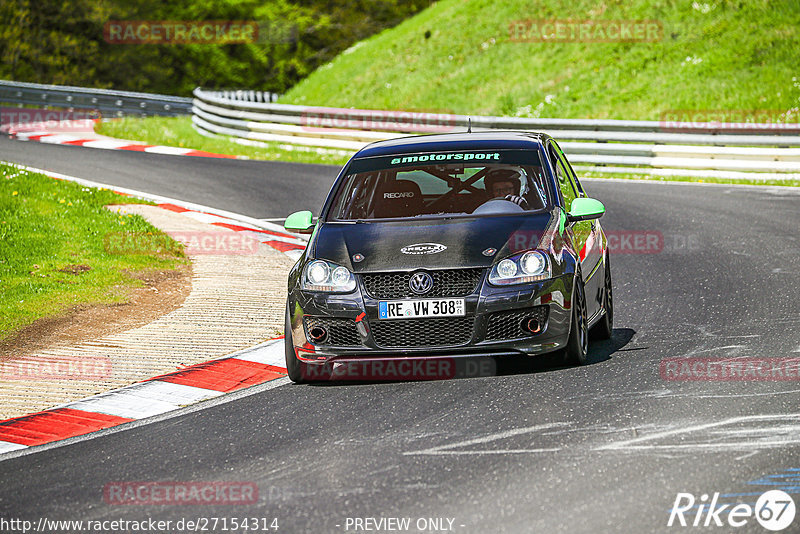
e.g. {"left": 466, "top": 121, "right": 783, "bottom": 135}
{"left": 283, "top": 132, "right": 612, "bottom": 382}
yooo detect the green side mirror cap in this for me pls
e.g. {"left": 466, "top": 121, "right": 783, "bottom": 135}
{"left": 284, "top": 210, "right": 314, "bottom": 234}
{"left": 567, "top": 197, "right": 605, "bottom": 222}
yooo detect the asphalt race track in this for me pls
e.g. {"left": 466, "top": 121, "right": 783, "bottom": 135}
{"left": 2, "top": 137, "right": 800, "bottom": 533}
{"left": 0, "top": 137, "right": 340, "bottom": 218}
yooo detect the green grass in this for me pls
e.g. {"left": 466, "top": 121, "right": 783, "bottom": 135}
{"left": 0, "top": 163, "right": 188, "bottom": 340}
{"left": 281, "top": 0, "right": 800, "bottom": 119}
{"left": 95, "top": 116, "right": 350, "bottom": 166}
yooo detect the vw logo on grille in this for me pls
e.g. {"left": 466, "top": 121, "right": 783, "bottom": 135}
{"left": 408, "top": 271, "right": 434, "bottom": 295}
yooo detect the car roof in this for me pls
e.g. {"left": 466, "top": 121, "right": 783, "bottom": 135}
{"left": 352, "top": 131, "right": 551, "bottom": 159}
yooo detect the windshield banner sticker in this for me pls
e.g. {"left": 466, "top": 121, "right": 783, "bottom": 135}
{"left": 390, "top": 152, "right": 501, "bottom": 165}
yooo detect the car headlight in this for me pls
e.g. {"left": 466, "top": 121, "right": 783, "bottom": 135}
{"left": 488, "top": 251, "right": 551, "bottom": 285}
{"left": 303, "top": 260, "right": 356, "bottom": 292}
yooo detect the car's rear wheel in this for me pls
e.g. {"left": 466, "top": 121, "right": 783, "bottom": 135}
{"left": 590, "top": 254, "right": 613, "bottom": 340}
{"left": 562, "top": 274, "right": 589, "bottom": 365}
{"left": 285, "top": 303, "right": 307, "bottom": 383}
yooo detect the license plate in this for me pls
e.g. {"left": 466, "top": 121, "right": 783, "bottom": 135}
{"left": 378, "top": 298, "right": 465, "bottom": 320}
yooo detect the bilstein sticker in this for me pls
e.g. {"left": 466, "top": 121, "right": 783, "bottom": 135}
{"left": 401, "top": 243, "right": 447, "bottom": 255}
{"left": 390, "top": 152, "right": 501, "bottom": 165}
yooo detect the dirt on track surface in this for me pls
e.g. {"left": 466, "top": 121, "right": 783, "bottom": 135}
{"left": 0, "top": 266, "right": 192, "bottom": 360}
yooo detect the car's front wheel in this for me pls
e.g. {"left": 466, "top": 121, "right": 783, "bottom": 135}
{"left": 562, "top": 273, "right": 589, "bottom": 365}
{"left": 284, "top": 303, "right": 307, "bottom": 383}
{"left": 590, "top": 254, "right": 613, "bottom": 340}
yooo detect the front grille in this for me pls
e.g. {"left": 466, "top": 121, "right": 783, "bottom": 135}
{"left": 371, "top": 317, "right": 473, "bottom": 348}
{"left": 303, "top": 317, "right": 362, "bottom": 346}
{"left": 485, "top": 306, "right": 549, "bottom": 341}
{"left": 361, "top": 268, "right": 484, "bottom": 299}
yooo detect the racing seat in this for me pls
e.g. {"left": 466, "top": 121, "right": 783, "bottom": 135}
{"left": 373, "top": 180, "right": 424, "bottom": 218}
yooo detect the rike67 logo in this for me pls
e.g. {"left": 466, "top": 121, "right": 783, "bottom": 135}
{"left": 668, "top": 490, "right": 796, "bottom": 531}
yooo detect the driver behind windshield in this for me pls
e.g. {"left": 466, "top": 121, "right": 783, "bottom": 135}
{"left": 484, "top": 168, "right": 528, "bottom": 208}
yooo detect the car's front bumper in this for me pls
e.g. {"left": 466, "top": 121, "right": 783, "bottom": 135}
{"left": 287, "top": 271, "right": 573, "bottom": 365}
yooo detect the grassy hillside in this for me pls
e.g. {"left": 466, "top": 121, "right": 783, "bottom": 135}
{"left": 281, "top": 0, "right": 800, "bottom": 120}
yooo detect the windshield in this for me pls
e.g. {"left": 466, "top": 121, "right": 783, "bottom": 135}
{"left": 328, "top": 150, "right": 550, "bottom": 221}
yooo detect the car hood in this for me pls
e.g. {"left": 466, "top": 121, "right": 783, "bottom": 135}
{"left": 312, "top": 212, "right": 555, "bottom": 272}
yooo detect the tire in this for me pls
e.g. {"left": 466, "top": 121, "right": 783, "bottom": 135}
{"left": 284, "top": 303, "right": 307, "bottom": 383}
{"left": 562, "top": 273, "right": 589, "bottom": 365}
{"left": 590, "top": 254, "right": 613, "bottom": 340}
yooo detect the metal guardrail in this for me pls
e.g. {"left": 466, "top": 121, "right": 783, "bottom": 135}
{"left": 6, "top": 80, "right": 795, "bottom": 178}
{"left": 192, "top": 87, "right": 800, "bottom": 178}
{"left": 0, "top": 80, "right": 192, "bottom": 117}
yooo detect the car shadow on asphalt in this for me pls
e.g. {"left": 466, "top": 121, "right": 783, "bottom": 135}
{"left": 302, "top": 328, "right": 637, "bottom": 386}
{"left": 494, "top": 327, "right": 637, "bottom": 376}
